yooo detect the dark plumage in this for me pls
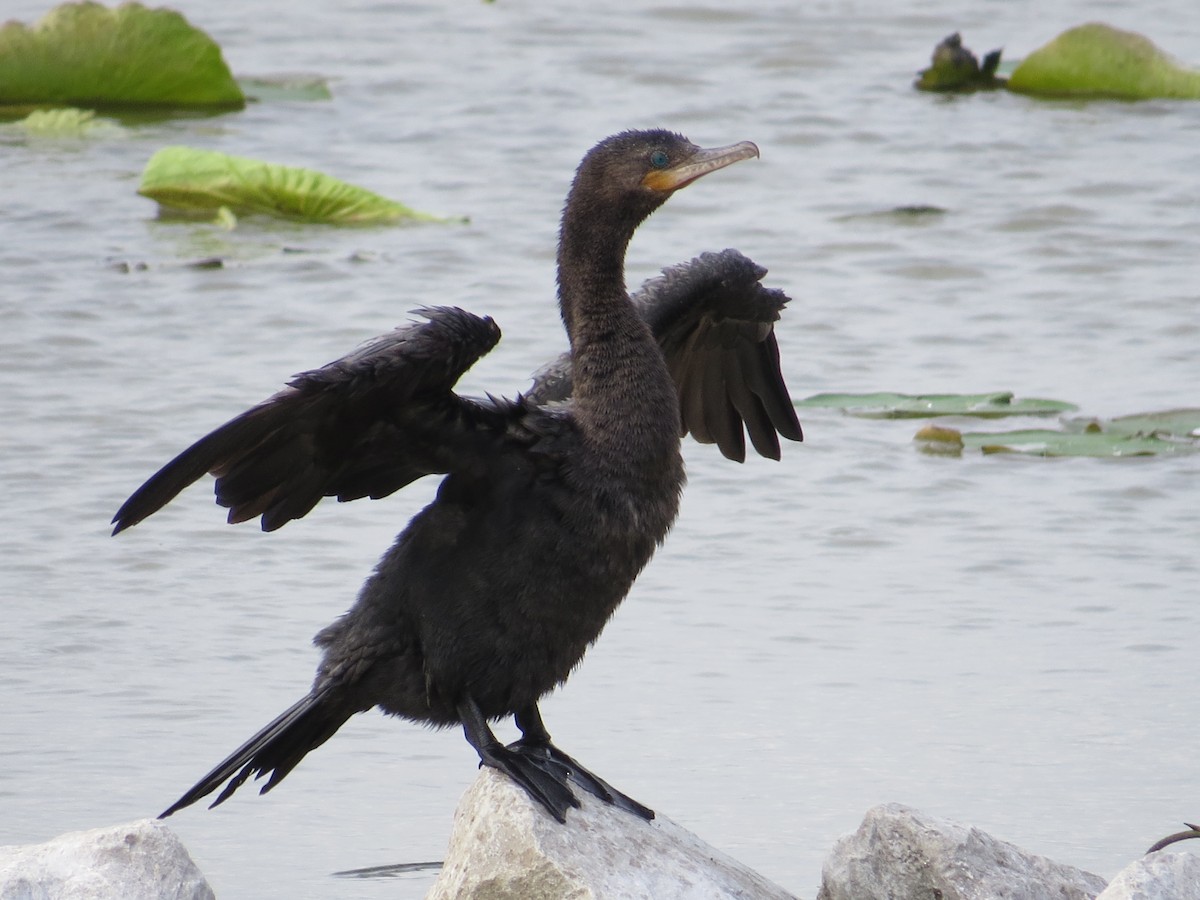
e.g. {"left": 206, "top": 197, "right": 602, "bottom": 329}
{"left": 114, "top": 130, "right": 802, "bottom": 823}
{"left": 528, "top": 248, "right": 802, "bottom": 461}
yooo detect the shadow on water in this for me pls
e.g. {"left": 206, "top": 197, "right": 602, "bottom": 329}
{"left": 332, "top": 860, "right": 443, "bottom": 880}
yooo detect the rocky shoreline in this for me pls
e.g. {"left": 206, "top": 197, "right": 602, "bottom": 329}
{"left": 2, "top": 770, "right": 1196, "bottom": 899}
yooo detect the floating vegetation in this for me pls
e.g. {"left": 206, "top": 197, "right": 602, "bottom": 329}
{"left": 911, "top": 424, "right": 965, "bottom": 455}
{"left": 916, "top": 24, "right": 1200, "bottom": 100}
{"left": 6, "top": 107, "right": 121, "bottom": 136}
{"left": 835, "top": 205, "right": 948, "bottom": 226}
{"left": 915, "top": 33, "right": 1004, "bottom": 92}
{"left": 138, "top": 146, "right": 462, "bottom": 226}
{"left": 803, "top": 393, "right": 1198, "bottom": 459}
{"left": 797, "top": 391, "right": 1076, "bottom": 420}
{"left": 915, "top": 409, "right": 1200, "bottom": 458}
{"left": 1098, "top": 408, "right": 1200, "bottom": 438}
{"left": 887, "top": 205, "right": 947, "bottom": 218}
{"left": 1009, "top": 23, "right": 1200, "bottom": 100}
{"left": 0, "top": 2, "right": 244, "bottom": 110}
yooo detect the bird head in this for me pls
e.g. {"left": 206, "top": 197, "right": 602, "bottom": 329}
{"left": 566, "top": 129, "right": 760, "bottom": 226}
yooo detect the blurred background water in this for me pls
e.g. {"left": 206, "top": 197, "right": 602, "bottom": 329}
{"left": 1, "top": 0, "right": 1198, "bottom": 896}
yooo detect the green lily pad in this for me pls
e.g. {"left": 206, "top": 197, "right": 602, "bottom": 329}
{"left": 915, "top": 423, "right": 1200, "bottom": 457}
{"left": 138, "top": 146, "right": 460, "bottom": 226}
{"left": 7, "top": 106, "right": 121, "bottom": 135}
{"left": 0, "top": 2, "right": 244, "bottom": 110}
{"left": 1088, "top": 408, "right": 1200, "bottom": 439}
{"left": 1008, "top": 23, "right": 1200, "bottom": 100}
{"left": 797, "top": 391, "right": 1077, "bottom": 419}
{"left": 967, "top": 429, "right": 1196, "bottom": 457}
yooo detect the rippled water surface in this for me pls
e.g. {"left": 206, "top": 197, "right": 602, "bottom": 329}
{"left": 2, "top": 1, "right": 1198, "bottom": 897}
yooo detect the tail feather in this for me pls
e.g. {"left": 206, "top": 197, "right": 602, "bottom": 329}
{"left": 159, "top": 688, "right": 354, "bottom": 818}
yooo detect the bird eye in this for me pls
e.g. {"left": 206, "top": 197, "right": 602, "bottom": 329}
{"left": 649, "top": 150, "right": 670, "bottom": 169}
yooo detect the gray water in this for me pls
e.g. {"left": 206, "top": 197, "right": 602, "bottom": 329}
{"left": 2, "top": 0, "right": 1198, "bottom": 897}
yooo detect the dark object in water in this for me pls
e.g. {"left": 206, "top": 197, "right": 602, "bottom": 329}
{"left": 916, "top": 33, "right": 1005, "bottom": 92}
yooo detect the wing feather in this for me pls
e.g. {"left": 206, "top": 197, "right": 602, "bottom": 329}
{"left": 527, "top": 249, "right": 802, "bottom": 460}
{"left": 724, "top": 348, "right": 780, "bottom": 461}
{"left": 113, "top": 307, "right": 504, "bottom": 534}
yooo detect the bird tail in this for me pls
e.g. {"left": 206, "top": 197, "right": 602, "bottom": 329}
{"left": 159, "top": 687, "right": 354, "bottom": 818}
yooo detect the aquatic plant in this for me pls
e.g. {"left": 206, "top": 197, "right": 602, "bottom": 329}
{"left": 138, "top": 146, "right": 459, "bottom": 225}
{"left": 915, "top": 33, "right": 1004, "bottom": 92}
{"left": 796, "top": 392, "right": 1076, "bottom": 419}
{"left": 1008, "top": 23, "right": 1200, "bottom": 100}
{"left": 7, "top": 107, "right": 121, "bottom": 135}
{"left": 916, "top": 24, "right": 1200, "bottom": 101}
{"left": 914, "top": 408, "right": 1200, "bottom": 457}
{"left": 0, "top": 1, "right": 243, "bottom": 110}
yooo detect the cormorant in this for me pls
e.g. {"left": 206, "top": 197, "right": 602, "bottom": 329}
{"left": 113, "top": 130, "right": 803, "bottom": 823}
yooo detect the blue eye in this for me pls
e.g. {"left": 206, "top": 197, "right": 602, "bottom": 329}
{"left": 649, "top": 150, "right": 670, "bottom": 169}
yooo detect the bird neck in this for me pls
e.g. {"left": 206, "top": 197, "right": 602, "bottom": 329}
{"left": 555, "top": 205, "right": 681, "bottom": 474}
{"left": 555, "top": 205, "right": 634, "bottom": 337}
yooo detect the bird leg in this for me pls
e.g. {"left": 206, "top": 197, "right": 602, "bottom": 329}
{"left": 508, "top": 704, "right": 655, "bottom": 821}
{"left": 457, "top": 696, "right": 580, "bottom": 823}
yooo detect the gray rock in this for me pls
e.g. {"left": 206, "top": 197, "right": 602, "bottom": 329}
{"left": 426, "top": 767, "right": 800, "bottom": 899}
{"left": 0, "top": 819, "right": 214, "bottom": 900}
{"left": 817, "top": 803, "right": 1107, "bottom": 900}
{"left": 1097, "top": 850, "right": 1200, "bottom": 899}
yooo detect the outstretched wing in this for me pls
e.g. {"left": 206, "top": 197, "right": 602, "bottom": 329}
{"left": 113, "top": 306, "right": 506, "bottom": 534}
{"left": 527, "top": 249, "right": 803, "bottom": 461}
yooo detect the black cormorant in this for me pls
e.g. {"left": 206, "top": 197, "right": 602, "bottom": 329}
{"left": 113, "top": 130, "right": 802, "bottom": 823}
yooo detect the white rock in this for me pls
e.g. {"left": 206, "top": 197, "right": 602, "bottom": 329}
{"left": 817, "top": 803, "right": 1107, "bottom": 900}
{"left": 426, "top": 767, "right": 800, "bottom": 899}
{"left": 0, "top": 819, "right": 214, "bottom": 900}
{"left": 1097, "top": 849, "right": 1200, "bottom": 899}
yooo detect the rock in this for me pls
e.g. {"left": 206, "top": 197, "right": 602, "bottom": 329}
{"left": 0, "top": 819, "right": 214, "bottom": 900}
{"left": 426, "top": 767, "right": 800, "bottom": 899}
{"left": 817, "top": 803, "right": 1107, "bottom": 900}
{"left": 1097, "top": 850, "right": 1200, "bottom": 899}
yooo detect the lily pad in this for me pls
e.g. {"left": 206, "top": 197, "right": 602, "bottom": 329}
{"left": 798, "top": 391, "right": 1077, "bottom": 419}
{"left": 1008, "top": 23, "right": 1200, "bottom": 100}
{"left": 0, "top": 1, "right": 244, "bottom": 110}
{"left": 912, "top": 424, "right": 966, "bottom": 455}
{"left": 138, "top": 146, "right": 459, "bottom": 226}
{"left": 1089, "top": 408, "right": 1200, "bottom": 439}
{"left": 7, "top": 107, "right": 121, "bottom": 135}
{"left": 915, "top": 423, "right": 1200, "bottom": 458}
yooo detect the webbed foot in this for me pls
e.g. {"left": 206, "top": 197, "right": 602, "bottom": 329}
{"left": 507, "top": 737, "right": 654, "bottom": 820}
{"left": 458, "top": 696, "right": 581, "bottom": 823}
{"left": 476, "top": 740, "right": 581, "bottom": 823}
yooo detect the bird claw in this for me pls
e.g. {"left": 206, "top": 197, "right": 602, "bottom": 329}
{"left": 506, "top": 738, "right": 654, "bottom": 820}
{"left": 477, "top": 743, "right": 580, "bottom": 823}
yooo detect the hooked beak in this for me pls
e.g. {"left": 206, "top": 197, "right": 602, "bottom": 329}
{"left": 641, "top": 140, "right": 760, "bottom": 193}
